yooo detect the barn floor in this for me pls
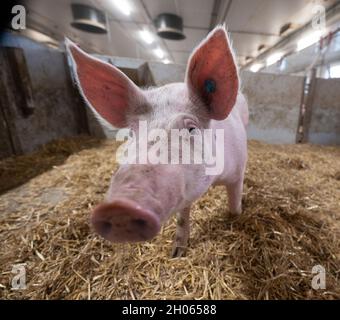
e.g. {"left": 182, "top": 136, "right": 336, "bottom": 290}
{"left": 0, "top": 136, "right": 339, "bottom": 300}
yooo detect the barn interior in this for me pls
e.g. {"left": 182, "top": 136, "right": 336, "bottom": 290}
{"left": 0, "top": 0, "right": 339, "bottom": 300}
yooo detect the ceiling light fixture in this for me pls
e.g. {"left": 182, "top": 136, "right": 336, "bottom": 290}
{"left": 162, "top": 59, "right": 171, "bottom": 64}
{"left": 279, "top": 22, "right": 297, "bottom": 36}
{"left": 266, "top": 52, "right": 283, "bottom": 66}
{"left": 250, "top": 63, "right": 263, "bottom": 73}
{"left": 71, "top": 4, "right": 107, "bottom": 34}
{"left": 154, "top": 13, "right": 186, "bottom": 40}
{"left": 112, "top": 0, "right": 132, "bottom": 16}
{"left": 153, "top": 48, "right": 165, "bottom": 59}
{"left": 258, "top": 44, "right": 266, "bottom": 52}
{"left": 297, "top": 30, "right": 322, "bottom": 52}
{"left": 139, "top": 29, "right": 154, "bottom": 45}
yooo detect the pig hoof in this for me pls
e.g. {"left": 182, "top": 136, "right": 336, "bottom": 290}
{"left": 228, "top": 208, "right": 242, "bottom": 217}
{"left": 171, "top": 245, "right": 187, "bottom": 258}
{"left": 229, "top": 210, "right": 242, "bottom": 216}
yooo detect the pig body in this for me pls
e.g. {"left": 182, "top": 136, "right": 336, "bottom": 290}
{"left": 211, "top": 91, "right": 248, "bottom": 188}
{"left": 66, "top": 26, "right": 248, "bottom": 257}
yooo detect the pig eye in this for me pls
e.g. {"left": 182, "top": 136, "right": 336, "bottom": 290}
{"left": 184, "top": 119, "right": 198, "bottom": 135}
{"left": 188, "top": 127, "right": 196, "bottom": 134}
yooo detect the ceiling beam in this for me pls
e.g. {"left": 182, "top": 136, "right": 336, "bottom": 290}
{"left": 209, "top": 0, "right": 222, "bottom": 31}
{"left": 220, "top": 0, "right": 233, "bottom": 25}
{"left": 243, "top": 1, "right": 340, "bottom": 69}
{"left": 229, "top": 30, "right": 279, "bottom": 37}
{"left": 106, "top": 18, "right": 279, "bottom": 38}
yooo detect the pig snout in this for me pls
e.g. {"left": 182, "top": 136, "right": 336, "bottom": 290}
{"left": 91, "top": 199, "right": 161, "bottom": 242}
{"left": 91, "top": 165, "right": 185, "bottom": 243}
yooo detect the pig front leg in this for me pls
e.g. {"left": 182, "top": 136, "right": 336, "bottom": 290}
{"left": 226, "top": 178, "right": 244, "bottom": 216}
{"left": 171, "top": 206, "right": 190, "bottom": 258}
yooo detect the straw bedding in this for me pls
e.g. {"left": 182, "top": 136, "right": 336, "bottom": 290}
{"left": 0, "top": 136, "right": 339, "bottom": 299}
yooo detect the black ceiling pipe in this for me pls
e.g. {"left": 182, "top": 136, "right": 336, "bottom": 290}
{"left": 154, "top": 13, "right": 185, "bottom": 40}
{"left": 71, "top": 3, "right": 107, "bottom": 34}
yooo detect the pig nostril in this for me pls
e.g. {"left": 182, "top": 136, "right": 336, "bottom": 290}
{"left": 131, "top": 219, "right": 147, "bottom": 228}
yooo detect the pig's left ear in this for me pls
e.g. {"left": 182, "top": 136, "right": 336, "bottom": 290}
{"left": 185, "top": 26, "right": 239, "bottom": 120}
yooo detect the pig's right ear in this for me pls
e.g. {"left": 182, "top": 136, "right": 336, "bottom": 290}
{"left": 65, "top": 38, "right": 143, "bottom": 128}
{"left": 185, "top": 26, "right": 239, "bottom": 121}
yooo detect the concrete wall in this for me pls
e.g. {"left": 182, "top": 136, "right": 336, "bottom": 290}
{"left": 308, "top": 78, "right": 340, "bottom": 145}
{"left": 242, "top": 71, "right": 304, "bottom": 144}
{"left": 148, "top": 62, "right": 186, "bottom": 86}
{"left": 0, "top": 32, "right": 88, "bottom": 157}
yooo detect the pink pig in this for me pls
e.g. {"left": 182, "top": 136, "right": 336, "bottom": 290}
{"left": 66, "top": 26, "right": 248, "bottom": 257}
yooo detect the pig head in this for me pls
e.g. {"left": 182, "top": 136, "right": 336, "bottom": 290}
{"left": 66, "top": 26, "right": 248, "bottom": 257}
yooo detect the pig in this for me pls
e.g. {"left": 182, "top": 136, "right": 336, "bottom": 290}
{"left": 65, "top": 26, "right": 248, "bottom": 257}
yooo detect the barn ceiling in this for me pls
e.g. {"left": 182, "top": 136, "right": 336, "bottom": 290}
{"left": 23, "top": 0, "right": 340, "bottom": 66}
